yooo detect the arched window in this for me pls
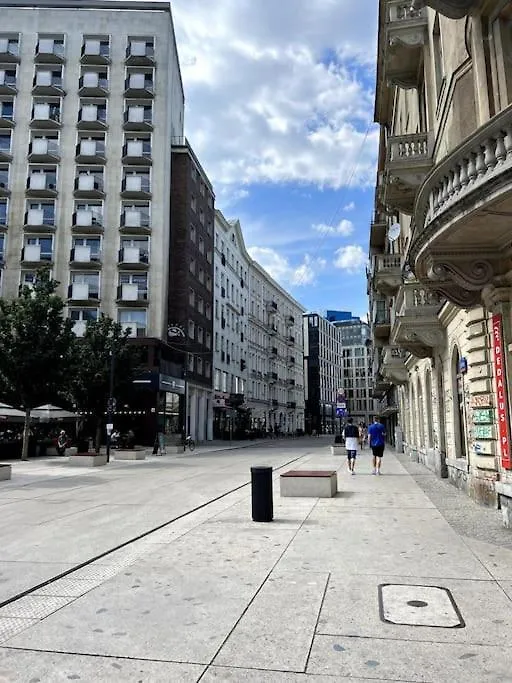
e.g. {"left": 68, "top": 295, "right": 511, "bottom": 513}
{"left": 452, "top": 346, "right": 467, "bottom": 459}
{"left": 425, "top": 370, "right": 434, "bottom": 449}
{"left": 417, "top": 377, "right": 425, "bottom": 447}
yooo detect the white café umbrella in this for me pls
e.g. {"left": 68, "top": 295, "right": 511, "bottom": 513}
{"left": 30, "top": 404, "right": 77, "bottom": 422}
{"left": 0, "top": 403, "right": 26, "bottom": 423}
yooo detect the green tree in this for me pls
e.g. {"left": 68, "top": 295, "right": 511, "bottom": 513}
{"left": 70, "top": 315, "right": 141, "bottom": 452}
{"left": 0, "top": 270, "right": 76, "bottom": 460}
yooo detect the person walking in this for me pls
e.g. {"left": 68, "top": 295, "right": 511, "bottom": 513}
{"left": 343, "top": 418, "right": 359, "bottom": 475}
{"left": 368, "top": 416, "right": 386, "bottom": 475}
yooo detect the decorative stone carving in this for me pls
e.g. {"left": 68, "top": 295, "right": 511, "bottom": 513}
{"left": 427, "top": 259, "right": 494, "bottom": 291}
{"left": 412, "top": 0, "right": 479, "bottom": 19}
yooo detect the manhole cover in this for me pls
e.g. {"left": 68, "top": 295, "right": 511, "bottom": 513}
{"left": 379, "top": 584, "right": 464, "bottom": 628}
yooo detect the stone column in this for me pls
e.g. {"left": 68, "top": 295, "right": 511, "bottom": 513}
{"left": 197, "top": 392, "right": 206, "bottom": 442}
{"left": 206, "top": 398, "right": 213, "bottom": 441}
{"left": 189, "top": 388, "right": 198, "bottom": 440}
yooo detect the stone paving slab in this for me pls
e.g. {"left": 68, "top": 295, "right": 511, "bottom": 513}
{"left": 5, "top": 564, "right": 265, "bottom": 664}
{"left": 307, "top": 635, "right": 512, "bottom": 681}
{"left": 0, "top": 648, "right": 205, "bottom": 682}
{"left": 316, "top": 573, "right": 512, "bottom": 645}
{"left": 202, "top": 666, "right": 390, "bottom": 682}
{"left": 276, "top": 509, "right": 491, "bottom": 579}
{"left": 463, "top": 537, "right": 512, "bottom": 580}
{"left": 0, "top": 618, "right": 39, "bottom": 644}
{"left": 213, "top": 571, "right": 329, "bottom": 672}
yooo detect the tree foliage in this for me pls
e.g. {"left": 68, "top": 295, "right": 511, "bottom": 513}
{"left": 70, "top": 315, "right": 141, "bottom": 451}
{"left": 0, "top": 270, "right": 76, "bottom": 459}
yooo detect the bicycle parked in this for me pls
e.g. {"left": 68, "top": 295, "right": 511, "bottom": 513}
{"left": 182, "top": 434, "right": 195, "bottom": 451}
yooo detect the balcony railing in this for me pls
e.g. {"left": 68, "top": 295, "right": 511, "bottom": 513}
{"left": 385, "top": 1, "right": 427, "bottom": 88}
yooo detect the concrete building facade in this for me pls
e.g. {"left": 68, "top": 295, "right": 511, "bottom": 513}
{"left": 370, "top": 0, "right": 512, "bottom": 521}
{"left": 303, "top": 313, "right": 345, "bottom": 435}
{"left": 212, "top": 211, "right": 250, "bottom": 439}
{"left": 247, "top": 262, "right": 305, "bottom": 435}
{"left": 168, "top": 140, "right": 214, "bottom": 443}
{"left": 0, "top": 0, "right": 189, "bottom": 444}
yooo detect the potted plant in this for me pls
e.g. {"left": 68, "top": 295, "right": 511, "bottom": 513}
{"left": 331, "top": 434, "right": 345, "bottom": 456}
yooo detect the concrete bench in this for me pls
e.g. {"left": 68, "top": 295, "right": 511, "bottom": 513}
{"left": 280, "top": 470, "right": 337, "bottom": 498}
{"left": 0, "top": 464, "right": 12, "bottom": 481}
{"left": 114, "top": 449, "right": 146, "bottom": 461}
{"left": 68, "top": 453, "right": 108, "bottom": 467}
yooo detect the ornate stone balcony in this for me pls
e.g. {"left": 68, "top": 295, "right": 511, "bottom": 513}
{"left": 410, "top": 103, "right": 512, "bottom": 308}
{"left": 372, "top": 253, "right": 402, "bottom": 295}
{"left": 390, "top": 282, "right": 444, "bottom": 358}
{"left": 381, "top": 346, "right": 409, "bottom": 385}
{"left": 385, "top": 1, "right": 428, "bottom": 88}
{"left": 412, "top": 0, "right": 479, "bottom": 19}
{"left": 384, "top": 132, "right": 433, "bottom": 213}
{"left": 372, "top": 298, "right": 391, "bottom": 342}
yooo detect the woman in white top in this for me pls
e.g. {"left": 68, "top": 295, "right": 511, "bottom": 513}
{"left": 343, "top": 418, "right": 359, "bottom": 474}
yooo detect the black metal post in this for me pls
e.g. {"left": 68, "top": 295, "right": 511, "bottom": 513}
{"left": 106, "top": 348, "right": 115, "bottom": 463}
{"left": 251, "top": 466, "right": 273, "bottom": 522}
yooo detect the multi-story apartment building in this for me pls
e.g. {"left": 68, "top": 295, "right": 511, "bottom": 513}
{"left": 303, "top": 313, "right": 345, "bottom": 434}
{"left": 247, "top": 262, "right": 305, "bottom": 434}
{"left": 168, "top": 139, "right": 214, "bottom": 442}
{"left": 0, "top": 0, "right": 185, "bottom": 444}
{"left": 369, "top": 0, "right": 512, "bottom": 519}
{"left": 212, "top": 211, "right": 250, "bottom": 438}
{"left": 332, "top": 315, "right": 376, "bottom": 427}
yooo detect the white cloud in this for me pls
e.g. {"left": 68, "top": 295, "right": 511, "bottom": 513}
{"left": 248, "top": 247, "right": 326, "bottom": 287}
{"left": 172, "top": 0, "right": 378, "bottom": 194}
{"left": 333, "top": 245, "right": 367, "bottom": 273}
{"left": 312, "top": 218, "right": 354, "bottom": 236}
{"left": 343, "top": 201, "right": 356, "bottom": 211}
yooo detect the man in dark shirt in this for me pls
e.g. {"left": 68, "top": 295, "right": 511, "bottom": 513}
{"left": 368, "top": 416, "right": 386, "bottom": 475}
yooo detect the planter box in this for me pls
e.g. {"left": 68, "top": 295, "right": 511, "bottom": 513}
{"left": 0, "top": 464, "right": 12, "bottom": 481}
{"left": 166, "top": 445, "right": 185, "bottom": 454}
{"left": 114, "top": 449, "right": 146, "bottom": 461}
{"left": 68, "top": 453, "right": 108, "bottom": 467}
{"left": 330, "top": 445, "right": 345, "bottom": 456}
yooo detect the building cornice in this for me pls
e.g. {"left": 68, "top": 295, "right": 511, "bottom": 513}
{"left": 0, "top": 0, "right": 171, "bottom": 10}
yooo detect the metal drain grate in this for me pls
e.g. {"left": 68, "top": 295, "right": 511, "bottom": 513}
{"left": 379, "top": 584, "right": 465, "bottom": 628}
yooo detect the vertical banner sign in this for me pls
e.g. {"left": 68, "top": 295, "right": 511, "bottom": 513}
{"left": 492, "top": 314, "right": 512, "bottom": 470}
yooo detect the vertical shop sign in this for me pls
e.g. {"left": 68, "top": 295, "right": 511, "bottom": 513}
{"left": 492, "top": 314, "right": 512, "bottom": 469}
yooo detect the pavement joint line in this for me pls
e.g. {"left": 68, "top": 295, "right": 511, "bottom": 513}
{"left": 303, "top": 571, "right": 331, "bottom": 673}
{"left": 204, "top": 662, "right": 416, "bottom": 681}
{"left": 312, "top": 632, "right": 507, "bottom": 646}
{"left": 198, "top": 498, "right": 321, "bottom": 682}
{"left": 0, "top": 644, "right": 209, "bottom": 666}
{"left": 0, "top": 451, "right": 311, "bottom": 612}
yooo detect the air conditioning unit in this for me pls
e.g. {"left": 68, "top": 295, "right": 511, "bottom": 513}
{"left": 78, "top": 175, "right": 95, "bottom": 191}
{"left": 82, "top": 72, "right": 99, "bottom": 87}
{"left": 34, "top": 103, "right": 50, "bottom": 119}
{"left": 36, "top": 71, "right": 52, "bottom": 86}
{"left": 82, "top": 105, "right": 97, "bottom": 122}
{"left": 125, "top": 176, "right": 142, "bottom": 191}
{"left": 130, "top": 41, "right": 146, "bottom": 57}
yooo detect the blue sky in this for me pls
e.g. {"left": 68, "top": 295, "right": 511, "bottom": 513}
{"left": 172, "top": 0, "right": 379, "bottom": 319}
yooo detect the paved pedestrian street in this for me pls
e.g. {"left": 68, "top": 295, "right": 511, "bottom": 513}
{"left": 0, "top": 438, "right": 512, "bottom": 682}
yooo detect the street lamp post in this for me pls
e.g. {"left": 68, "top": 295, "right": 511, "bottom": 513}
{"left": 106, "top": 347, "right": 116, "bottom": 462}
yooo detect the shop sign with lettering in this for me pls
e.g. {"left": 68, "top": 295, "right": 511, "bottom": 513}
{"left": 473, "top": 424, "right": 493, "bottom": 440}
{"left": 472, "top": 408, "right": 494, "bottom": 424}
{"left": 492, "top": 314, "right": 512, "bottom": 469}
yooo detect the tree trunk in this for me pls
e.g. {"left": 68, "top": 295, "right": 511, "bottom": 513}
{"left": 95, "top": 419, "right": 102, "bottom": 454}
{"left": 21, "top": 407, "right": 31, "bottom": 461}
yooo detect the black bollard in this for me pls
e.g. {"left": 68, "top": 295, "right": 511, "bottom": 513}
{"left": 251, "top": 465, "right": 273, "bottom": 522}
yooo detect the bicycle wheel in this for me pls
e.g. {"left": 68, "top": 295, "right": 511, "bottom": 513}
{"left": 188, "top": 439, "right": 195, "bottom": 451}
